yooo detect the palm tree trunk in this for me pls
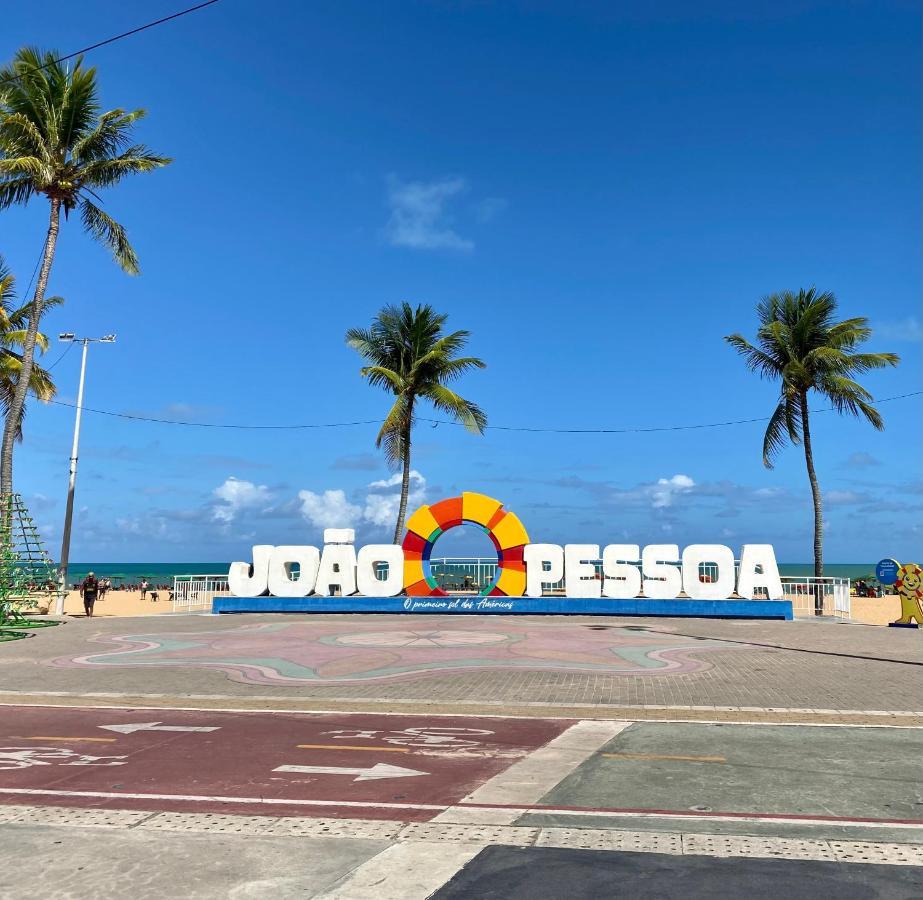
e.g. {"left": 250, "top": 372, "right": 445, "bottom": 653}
{"left": 799, "top": 390, "right": 824, "bottom": 614}
{"left": 0, "top": 198, "right": 61, "bottom": 496}
{"left": 392, "top": 418, "right": 413, "bottom": 544}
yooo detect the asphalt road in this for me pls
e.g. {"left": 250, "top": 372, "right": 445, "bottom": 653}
{"left": 432, "top": 846, "right": 923, "bottom": 900}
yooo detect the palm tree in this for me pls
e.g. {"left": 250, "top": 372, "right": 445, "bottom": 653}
{"left": 0, "top": 47, "right": 170, "bottom": 493}
{"left": 0, "top": 257, "right": 61, "bottom": 440}
{"left": 725, "top": 288, "right": 899, "bottom": 597}
{"left": 347, "top": 302, "right": 487, "bottom": 542}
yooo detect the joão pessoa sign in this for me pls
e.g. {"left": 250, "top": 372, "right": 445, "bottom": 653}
{"left": 227, "top": 491, "right": 784, "bottom": 603}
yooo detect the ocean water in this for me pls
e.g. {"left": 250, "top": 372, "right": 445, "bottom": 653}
{"left": 65, "top": 563, "right": 227, "bottom": 588}
{"left": 64, "top": 560, "right": 880, "bottom": 588}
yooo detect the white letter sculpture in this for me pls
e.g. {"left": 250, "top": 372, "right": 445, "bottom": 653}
{"left": 524, "top": 544, "right": 564, "bottom": 598}
{"left": 565, "top": 544, "right": 601, "bottom": 598}
{"left": 736, "top": 544, "right": 784, "bottom": 600}
{"left": 602, "top": 544, "right": 642, "bottom": 599}
{"left": 681, "top": 544, "right": 736, "bottom": 600}
{"left": 642, "top": 544, "right": 682, "bottom": 599}
{"left": 267, "top": 546, "right": 320, "bottom": 598}
{"left": 356, "top": 545, "right": 405, "bottom": 597}
{"left": 228, "top": 545, "right": 273, "bottom": 597}
{"left": 315, "top": 529, "right": 358, "bottom": 596}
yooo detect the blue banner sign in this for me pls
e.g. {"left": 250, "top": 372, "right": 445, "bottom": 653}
{"left": 213, "top": 595, "right": 794, "bottom": 620}
{"left": 876, "top": 558, "right": 901, "bottom": 586}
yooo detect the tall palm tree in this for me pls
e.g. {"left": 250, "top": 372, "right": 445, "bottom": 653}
{"left": 347, "top": 302, "right": 487, "bottom": 542}
{"left": 0, "top": 47, "right": 170, "bottom": 493}
{"left": 0, "top": 257, "right": 61, "bottom": 440}
{"left": 726, "top": 288, "right": 899, "bottom": 593}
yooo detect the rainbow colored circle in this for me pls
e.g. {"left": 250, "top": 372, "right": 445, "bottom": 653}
{"left": 401, "top": 492, "right": 530, "bottom": 597}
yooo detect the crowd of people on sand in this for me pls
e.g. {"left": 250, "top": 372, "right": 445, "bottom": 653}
{"left": 852, "top": 578, "right": 886, "bottom": 598}
{"left": 68, "top": 578, "right": 173, "bottom": 595}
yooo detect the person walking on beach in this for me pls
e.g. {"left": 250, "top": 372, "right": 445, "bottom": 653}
{"left": 80, "top": 572, "right": 100, "bottom": 618}
{"left": 99, "top": 578, "right": 110, "bottom": 602}
{"left": 140, "top": 579, "right": 149, "bottom": 601}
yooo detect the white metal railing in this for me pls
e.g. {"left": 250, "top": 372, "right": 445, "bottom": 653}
{"left": 172, "top": 575, "right": 230, "bottom": 611}
{"left": 781, "top": 577, "right": 851, "bottom": 618}
{"left": 174, "top": 560, "right": 850, "bottom": 617}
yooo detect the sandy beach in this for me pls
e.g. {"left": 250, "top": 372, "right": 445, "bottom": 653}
{"left": 31, "top": 590, "right": 178, "bottom": 618}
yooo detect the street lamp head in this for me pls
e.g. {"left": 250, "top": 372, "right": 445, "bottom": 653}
{"left": 58, "top": 333, "right": 75, "bottom": 342}
{"left": 100, "top": 334, "right": 117, "bottom": 343}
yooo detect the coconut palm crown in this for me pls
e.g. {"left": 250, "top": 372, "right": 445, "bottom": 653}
{"left": 0, "top": 46, "right": 170, "bottom": 493}
{"left": 347, "top": 302, "right": 487, "bottom": 542}
{"left": 0, "top": 47, "right": 170, "bottom": 271}
{"left": 725, "top": 288, "right": 899, "bottom": 581}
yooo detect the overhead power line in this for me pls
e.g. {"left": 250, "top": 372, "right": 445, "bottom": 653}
{"left": 44, "top": 390, "right": 922, "bottom": 434}
{"left": 44, "top": 340, "right": 75, "bottom": 371}
{"left": 2, "top": 0, "right": 224, "bottom": 83}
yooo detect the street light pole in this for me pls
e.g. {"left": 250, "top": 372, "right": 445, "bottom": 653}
{"left": 54, "top": 333, "right": 116, "bottom": 615}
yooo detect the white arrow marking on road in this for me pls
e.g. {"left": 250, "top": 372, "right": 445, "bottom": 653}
{"left": 98, "top": 722, "right": 220, "bottom": 734}
{"left": 274, "top": 763, "right": 427, "bottom": 782}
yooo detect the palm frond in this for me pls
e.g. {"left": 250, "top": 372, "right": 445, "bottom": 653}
{"left": 79, "top": 197, "right": 139, "bottom": 274}
{"left": 375, "top": 395, "right": 412, "bottom": 468}
{"left": 420, "top": 383, "right": 487, "bottom": 433}
{"left": 78, "top": 147, "right": 172, "bottom": 189}
{"left": 816, "top": 375, "right": 884, "bottom": 429}
{"left": 71, "top": 108, "right": 144, "bottom": 162}
{"left": 839, "top": 351, "right": 900, "bottom": 374}
{"left": 0, "top": 176, "right": 35, "bottom": 208}
{"left": 724, "top": 334, "right": 782, "bottom": 379}
{"left": 762, "top": 398, "right": 792, "bottom": 468}
{"left": 359, "top": 365, "right": 405, "bottom": 392}
{"left": 0, "top": 155, "right": 47, "bottom": 179}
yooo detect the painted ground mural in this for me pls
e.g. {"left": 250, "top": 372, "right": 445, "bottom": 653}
{"left": 51, "top": 619, "right": 742, "bottom": 687}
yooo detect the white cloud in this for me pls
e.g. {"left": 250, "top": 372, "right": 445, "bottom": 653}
{"left": 368, "top": 470, "right": 425, "bottom": 491}
{"left": 212, "top": 477, "right": 272, "bottom": 523}
{"left": 384, "top": 176, "right": 473, "bottom": 251}
{"left": 650, "top": 474, "right": 695, "bottom": 509}
{"left": 364, "top": 470, "right": 426, "bottom": 526}
{"left": 298, "top": 470, "right": 427, "bottom": 531}
{"left": 298, "top": 489, "right": 362, "bottom": 529}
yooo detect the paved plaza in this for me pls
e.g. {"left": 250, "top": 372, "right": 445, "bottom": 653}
{"left": 0, "top": 613, "right": 920, "bottom": 718}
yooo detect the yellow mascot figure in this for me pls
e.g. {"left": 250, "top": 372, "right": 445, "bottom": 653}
{"left": 892, "top": 563, "right": 923, "bottom": 627}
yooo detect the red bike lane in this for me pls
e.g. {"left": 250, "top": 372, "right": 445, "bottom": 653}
{"left": 0, "top": 706, "right": 571, "bottom": 819}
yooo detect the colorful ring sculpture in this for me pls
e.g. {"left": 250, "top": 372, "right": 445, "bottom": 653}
{"left": 401, "top": 491, "right": 529, "bottom": 597}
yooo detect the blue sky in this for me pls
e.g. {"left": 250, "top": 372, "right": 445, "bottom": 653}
{"left": 3, "top": 0, "right": 920, "bottom": 563}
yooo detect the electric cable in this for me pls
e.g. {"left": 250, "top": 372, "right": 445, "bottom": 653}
{"left": 1, "top": 1, "right": 224, "bottom": 84}
{"left": 43, "top": 390, "right": 922, "bottom": 434}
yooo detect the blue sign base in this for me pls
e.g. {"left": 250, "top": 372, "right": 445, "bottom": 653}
{"left": 213, "top": 596, "right": 794, "bottom": 620}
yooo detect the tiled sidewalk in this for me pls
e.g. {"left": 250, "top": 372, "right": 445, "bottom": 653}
{"left": 1, "top": 614, "right": 920, "bottom": 718}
